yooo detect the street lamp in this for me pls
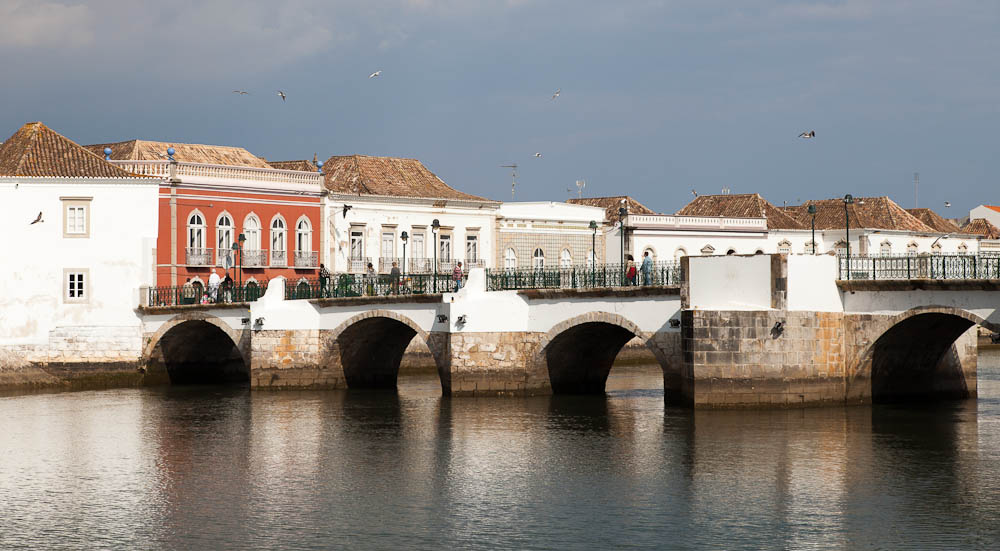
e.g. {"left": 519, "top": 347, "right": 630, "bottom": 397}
{"left": 401, "top": 231, "right": 409, "bottom": 275}
{"left": 589, "top": 219, "right": 598, "bottom": 286}
{"left": 807, "top": 204, "right": 817, "bottom": 255}
{"left": 431, "top": 219, "right": 440, "bottom": 292}
{"left": 618, "top": 205, "right": 628, "bottom": 283}
{"left": 843, "top": 194, "right": 854, "bottom": 279}
{"left": 232, "top": 232, "right": 246, "bottom": 293}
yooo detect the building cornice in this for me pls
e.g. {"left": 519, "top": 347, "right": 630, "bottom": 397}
{"left": 326, "top": 193, "right": 500, "bottom": 210}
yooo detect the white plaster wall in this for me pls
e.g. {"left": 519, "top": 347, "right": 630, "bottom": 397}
{"left": 1, "top": 179, "right": 159, "bottom": 345}
{"left": 971, "top": 205, "right": 1000, "bottom": 229}
{"left": 497, "top": 201, "right": 605, "bottom": 223}
{"left": 140, "top": 308, "right": 250, "bottom": 337}
{"left": 786, "top": 255, "right": 843, "bottom": 312}
{"left": 842, "top": 290, "right": 1000, "bottom": 327}
{"left": 688, "top": 255, "right": 772, "bottom": 310}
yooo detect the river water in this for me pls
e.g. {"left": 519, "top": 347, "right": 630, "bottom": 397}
{"left": 2, "top": 352, "right": 1000, "bottom": 550}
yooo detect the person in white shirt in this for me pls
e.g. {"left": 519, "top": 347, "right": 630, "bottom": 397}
{"left": 208, "top": 269, "right": 222, "bottom": 303}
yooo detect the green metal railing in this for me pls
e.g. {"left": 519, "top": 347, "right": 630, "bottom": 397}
{"left": 838, "top": 254, "right": 1000, "bottom": 281}
{"left": 146, "top": 282, "right": 268, "bottom": 307}
{"left": 486, "top": 262, "right": 681, "bottom": 291}
{"left": 287, "top": 273, "right": 456, "bottom": 299}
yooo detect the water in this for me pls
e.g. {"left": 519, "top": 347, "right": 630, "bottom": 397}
{"left": 2, "top": 353, "right": 1000, "bottom": 550}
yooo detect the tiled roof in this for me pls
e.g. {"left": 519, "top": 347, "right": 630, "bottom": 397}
{"left": 784, "top": 196, "right": 935, "bottom": 232}
{"left": 268, "top": 160, "right": 318, "bottom": 172}
{"left": 322, "top": 154, "right": 493, "bottom": 202}
{"left": 985, "top": 205, "right": 1000, "bottom": 214}
{"left": 961, "top": 218, "right": 1000, "bottom": 239}
{"left": 906, "top": 208, "right": 961, "bottom": 233}
{"left": 0, "top": 122, "right": 139, "bottom": 178}
{"left": 567, "top": 196, "right": 657, "bottom": 222}
{"left": 676, "top": 193, "right": 806, "bottom": 230}
{"left": 85, "top": 139, "right": 272, "bottom": 168}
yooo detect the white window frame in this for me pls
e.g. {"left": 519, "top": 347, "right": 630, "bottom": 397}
{"left": 296, "top": 217, "right": 312, "bottom": 253}
{"left": 382, "top": 231, "right": 395, "bottom": 258}
{"left": 777, "top": 240, "right": 791, "bottom": 254}
{"left": 350, "top": 228, "right": 365, "bottom": 260}
{"left": 560, "top": 248, "right": 572, "bottom": 268}
{"left": 243, "top": 214, "right": 261, "bottom": 251}
{"left": 532, "top": 248, "right": 545, "bottom": 269}
{"left": 412, "top": 232, "right": 425, "bottom": 258}
{"left": 439, "top": 234, "right": 452, "bottom": 261}
{"left": 907, "top": 241, "right": 919, "bottom": 256}
{"left": 270, "top": 216, "right": 287, "bottom": 253}
{"left": 880, "top": 240, "right": 892, "bottom": 256}
{"left": 466, "top": 235, "right": 479, "bottom": 262}
{"left": 187, "top": 211, "right": 206, "bottom": 250}
{"left": 505, "top": 247, "right": 517, "bottom": 269}
{"left": 62, "top": 196, "right": 92, "bottom": 238}
{"left": 217, "top": 213, "right": 233, "bottom": 252}
{"left": 63, "top": 268, "right": 89, "bottom": 303}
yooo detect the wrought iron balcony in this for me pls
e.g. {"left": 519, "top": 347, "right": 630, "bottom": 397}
{"left": 409, "top": 257, "right": 431, "bottom": 274}
{"left": 270, "top": 249, "right": 288, "bottom": 268}
{"left": 294, "top": 251, "right": 318, "bottom": 268}
{"left": 242, "top": 249, "right": 267, "bottom": 268}
{"left": 349, "top": 257, "right": 372, "bottom": 273}
{"left": 465, "top": 259, "right": 486, "bottom": 269}
{"left": 379, "top": 256, "right": 403, "bottom": 273}
{"left": 216, "top": 248, "right": 234, "bottom": 268}
{"left": 185, "top": 247, "right": 212, "bottom": 266}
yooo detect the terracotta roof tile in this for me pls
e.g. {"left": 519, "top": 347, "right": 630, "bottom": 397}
{"left": 961, "top": 218, "right": 1000, "bottom": 239}
{"left": 268, "top": 160, "right": 318, "bottom": 172}
{"left": 985, "top": 205, "right": 1000, "bottom": 214}
{"left": 567, "top": 196, "right": 657, "bottom": 222}
{"left": 785, "top": 196, "right": 935, "bottom": 232}
{"left": 322, "top": 154, "right": 493, "bottom": 202}
{"left": 0, "top": 122, "right": 139, "bottom": 178}
{"left": 85, "top": 139, "right": 271, "bottom": 168}
{"left": 906, "top": 208, "right": 961, "bottom": 233}
{"left": 676, "top": 193, "right": 806, "bottom": 230}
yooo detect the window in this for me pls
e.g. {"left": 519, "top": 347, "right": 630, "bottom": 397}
{"left": 350, "top": 230, "right": 364, "bottom": 260}
{"left": 505, "top": 248, "right": 517, "bottom": 269}
{"left": 835, "top": 241, "right": 847, "bottom": 256}
{"left": 533, "top": 248, "right": 545, "bottom": 269}
{"left": 412, "top": 232, "right": 425, "bottom": 258}
{"left": 726, "top": 249, "right": 736, "bottom": 256}
{"left": 271, "top": 217, "right": 286, "bottom": 252}
{"left": 560, "top": 248, "right": 572, "bottom": 268}
{"left": 755, "top": 249, "right": 765, "bottom": 255}
{"left": 244, "top": 215, "right": 261, "bottom": 250}
{"left": 777, "top": 240, "right": 791, "bottom": 254}
{"left": 296, "top": 218, "right": 312, "bottom": 253}
{"left": 188, "top": 212, "right": 205, "bottom": 250}
{"left": 642, "top": 247, "right": 656, "bottom": 262}
{"left": 382, "top": 231, "right": 395, "bottom": 258}
{"left": 907, "top": 242, "right": 918, "bottom": 255}
{"left": 674, "top": 247, "right": 687, "bottom": 262}
{"left": 64, "top": 269, "right": 88, "bottom": 303}
{"left": 880, "top": 241, "right": 891, "bottom": 255}
{"left": 466, "top": 235, "right": 478, "bottom": 262}
{"left": 62, "top": 197, "right": 92, "bottom": 238}
{"left": 217, "top": 214, "right": 233, "bottom": 251}
{"left": 587, "top": 250, "right": 596, "bottom": 268}
{"left": 439, "top": 235, "right": 452, "bottom": 261}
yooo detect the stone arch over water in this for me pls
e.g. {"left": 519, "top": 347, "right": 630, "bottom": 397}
{"left": 143, "top": 312, "right": 249, "bottom": 384}
{"left": 529, "top": 312, "right": 673, "bottom": 394}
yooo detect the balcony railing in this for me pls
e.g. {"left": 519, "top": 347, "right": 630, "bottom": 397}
{"left": 349, "top": 257, "right": 372, "bottom": 273}
{"left": 216, "top": 248, "right": 234, "bottom": 268}
{"left": 242, "top": 249, "right": 267, "bottom": 268}
{"left": 145, "top": 281, "right": 268, "bottom": 307}
{"left": 409, "top": 257, "right": 432, "bottom": 274}
{"left": 379, "top": 256, "right": 403, "bottom": 273}
{"left": 110, "top": 160, "right": 323, "bottom": 186}
{"left": 465, "top": 259, "right": 486, "bottom": 269}
{"left": 294, "top": 251, "right": 318, "bottom": 268}
{"left": 271, "top": 249, "right": 288, "bottom": 268}
{"left": 285, "top": 273, "right": 454, "bottom": 299}
{"left": 438, "top": 259, "right": 457, "bottom": 273}
{"left": 186, "top": 247, "right": 212, "bottom": 266}
{"left": 486, "top": 261, "right": 682, "bottom": 291}
{"left": 838, "top": 254, "right": 1000, "bottom": 281}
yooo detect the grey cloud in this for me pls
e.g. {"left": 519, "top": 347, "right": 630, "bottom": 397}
{"left": 0, "top": 1, "right": 95, "bottom": 48}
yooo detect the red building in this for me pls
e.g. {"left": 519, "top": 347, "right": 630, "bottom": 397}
{"left": 86, "top": 140, "right": 325, "bottom": 292}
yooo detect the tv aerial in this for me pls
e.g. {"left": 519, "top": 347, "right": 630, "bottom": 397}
{"left": 574, "top": 180, "right": 586, "bottom": 199}
{"left": 500, "top": 163, "right": 518, "bottom": 199}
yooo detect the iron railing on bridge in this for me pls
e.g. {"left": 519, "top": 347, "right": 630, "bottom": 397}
{"left": 838, "top": 254, "right": 1000, "bottom": 281}
{"left": 486, "top": 261, "right": 681, "bottom": 291}
{"left": 287, "top": 273, "right": 456, "bottom": 299}
{"left": 146, "top": 281, "right": 268, "bottom": 307}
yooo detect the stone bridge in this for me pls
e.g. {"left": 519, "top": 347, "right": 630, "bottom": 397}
{"left": 138, "top": 255, "right": 1000, "bottom": 408}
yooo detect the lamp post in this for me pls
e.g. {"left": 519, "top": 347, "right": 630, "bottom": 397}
{"left": 431, "top": 219, "right": 440, "bottom": 292}
{"left": 807, "top": 204, "right": 817, "bottom": 255}
{"left": 618, "top": 206, "right": 627, "bottom": 283}
{"left": 232, "top": 232, "right": 246, "bottom": 294}
{"left": 843, "top": 194, "right": 854, "bottom": 279}
{"left": 588, "top": 220, "right": 598, "bottom": 268}
{"left": 401, "top": 231, "right": 408, "bottom": 276}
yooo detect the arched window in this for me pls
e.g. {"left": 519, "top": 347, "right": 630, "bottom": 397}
{"left": 777, "top": 240, "right": 791, "bottom": 254}
{"left": 880, "top": 240, "right": 892, "bottom": 256}
{"left": 532, "top": 248, "right": 545, "bottom": 269}
{"left": 271, "top": 217, "right": 286, "bottom": 252}
{"left": 907, "top": 241, "right": 918, "bottom": 255}
{"left": 243, "top": 215, "right": 261, "bottom": 250}
{"left": 505, "top": 248, "right": 517, "bottom": 269}
{"left": 674, "top": 247, "right": 687, "bottom": 262}
{"left": 834, "top": 241, "right": 847, "bottom": 256}
{"left": 726, "top": 249, "right": 736, "bottom": 256}
{"left": 755, "top": 249, "right": 765, "bottom": 255}
{"left": 296, "top": 218, "right": 312, "bottom": 253}
{"left": 643, "top": 247, "right": 656, "bottom": 262}
{"left": 931, "top": 241, "right": 942, "bottom": 255}
{"left": 560, "top": 248, "right": 572, "bottom": 268}
{"left": 187, "top": 212, "right": 205, "bottom": 249}
{"left": 216, "top": 213, "right": 233, "bottom": 267}
{"left": 700, "top": 244, "right": 715, "bottom": 255}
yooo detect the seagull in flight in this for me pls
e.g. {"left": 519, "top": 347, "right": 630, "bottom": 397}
{"left": 944, "top": 201, "right": 952, "bottom": 208}
{"left": 277, "top": 90, "right": 287, "bottom": 102}
{"left": 342, "top": 204, "right": 353, "bottom": 217}
{"left": 30, "top": 211, "right": 43, "bottom": 225}
{"left": 369, "top": 70, "right": 382, "bottom": 79}
{"left": 551, "top": 88, "right": 560, "bottom": 101}
{"left": 798, "top": 130, "right": 816, "bottom": 138}
{"left": 533, "top": 152, "right": 542, "bottom": 158}
{"left": 232, "top": 90, "right": 249, "bottom": 95}
{"left": 691, "top": 189, "right": 698, "bottom": 197}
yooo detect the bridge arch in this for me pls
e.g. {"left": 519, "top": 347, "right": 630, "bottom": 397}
{"left": 849, "top": 305, "right": 995, "bottom": 403}
{"left": 529, "top": 312, "right": 670, "bottom": 394}
{"left": 326, "top": 310, "right": 443, "bottom": 389}
{"left": 143, "top": 312, "right": 249, "bottom": 384}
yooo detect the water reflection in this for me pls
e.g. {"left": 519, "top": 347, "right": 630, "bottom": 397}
{"left": 1, "top": 362, "right": 999, "bottom": 549}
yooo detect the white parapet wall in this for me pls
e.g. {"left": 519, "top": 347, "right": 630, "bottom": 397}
{"left": 687, "top": 254, "right": 773, "bottom": 310}
{"left": 786, "top": 255, "right": 843, "bottom": 312}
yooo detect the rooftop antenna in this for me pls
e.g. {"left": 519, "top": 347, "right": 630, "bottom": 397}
{"left": 575, "top": 180, "right": 586, "bottom": 199}
{"left": 913, "top": 171, "right": 919, "bottom": 208}
{"left": 501, "top": 163, "right": 518, "bottom": 199}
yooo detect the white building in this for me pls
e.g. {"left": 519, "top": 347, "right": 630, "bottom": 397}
{"left": 320, "top": 155, "right": 500, "bottom": 274}
{"left": 970, "top": 205, "right": 1000, "bottom": 229}
{"left": 495, "top": 201, "right": 607, "bottom": 269}
{"left": 0, "top": 122, "right": 159, "bottom": 371}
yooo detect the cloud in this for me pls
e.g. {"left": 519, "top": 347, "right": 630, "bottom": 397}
{"left": 0, "top": 1, "right": 95, "bottom": 48}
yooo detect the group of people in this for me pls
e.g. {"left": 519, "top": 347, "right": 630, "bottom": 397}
{"left": 180, "top": 269, "right": 234, "bottom": 304}
{"left": 314, "top": 261, "right": 466, "bottom": 298}
{"left": 625, "top": 251, "right": 654, "bottom": 286}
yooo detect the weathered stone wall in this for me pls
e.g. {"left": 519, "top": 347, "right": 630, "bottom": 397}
{"left": 682, "top": 310, "right": 846, "bottom": 408}
{"left": 443, "top": 331, "right": 546, "bottom": 396}
{"left": 250, "top": 329, "right": 342, "bottom": 389}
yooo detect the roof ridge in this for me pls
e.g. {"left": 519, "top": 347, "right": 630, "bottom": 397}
{"left": 11, "top": 122, "right": 41, "bottom": 176}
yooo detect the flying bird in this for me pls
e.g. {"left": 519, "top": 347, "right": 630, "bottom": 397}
{"left": 551, "top": 88, "right": 560, "bottom": 101}
{"left": 944, "top": 201, "right": 952, "bottom": 208}
{"left": 277, "top": 90, "right": 287, "bottom": 101}
{"left": 533, "top": 152, "right": 542, "bottom": 158}
{"left": 691, "top": 189, "right": 698, "bottom": 197}
{"left": 30, "top": 211, "right": 43, "bottom": 225}
{"left": 798, "top": 130, "right": 816, "bottom": 138}
{"left": 369, "top": 70, "right": 382, "bottom": 79}
{"left": 232, "top": 90, "right": 249, "bottom": 95}
{"left": 342, "top": 204, "right": 353, "bottom": 217}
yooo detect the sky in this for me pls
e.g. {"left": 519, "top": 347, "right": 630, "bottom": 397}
{"left": 2, "top": 0, "right": 998, "bottom": 215}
